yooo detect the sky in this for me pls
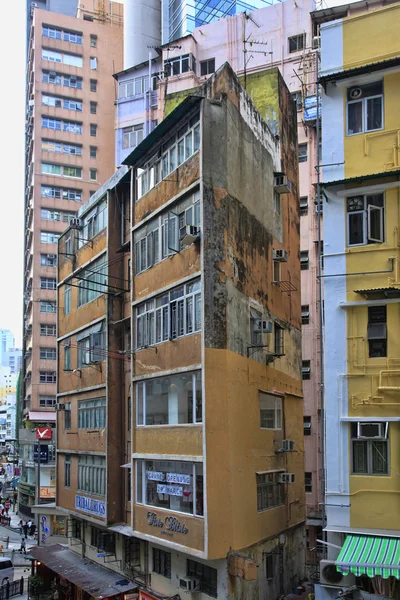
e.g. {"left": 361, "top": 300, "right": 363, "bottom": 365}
{"left": 0, "top": 2, "right": 25, "bottom": 347}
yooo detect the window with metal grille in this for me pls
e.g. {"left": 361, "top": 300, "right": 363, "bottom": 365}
{"left": 305, "top": 472, "right": 312, "bottom": 493}
{"left": 125, "top": 537, "right": 140, "bottom": 567}
{"left": 367, "top": 305, "right": 387, "bottom": 358}
{"left": 91, "top": 527, "right": 115, "bottom": 553}
{"left": 153, "top": 548, "right": 171, "bottom": 578}
{"left": 299, "top": 197, "right": 308, "bottom": 216}
{"left": 187, "top": 559, "right": 217, "bottom": 598}
{"left": 301, "top": 305, "right": 310, "bottom": 325}
{"left": 302, "top": 360, "right": 311, "bottom": 380}
{"left": 304, "top": 416, "right": 311, "bottom": 436}
{"left": 300, "top": 251, "right": 309, "bottom": 270}
{"left": 256, "top": 472, "right": 284, "bottom": 511}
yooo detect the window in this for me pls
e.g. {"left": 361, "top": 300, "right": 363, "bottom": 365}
{"left": 123, "top": 125, "right": 144, "bottom": 150}
{"left": 78, "top": 398, "right": 106, "bottom": 429}
{"left": 40, "top": 324, "right": 56, "bottom": 336}
{"left": 300, "top": 197, "right": 308, "bottom": 216}
{"left": 274, "top": 192, "right": 281, "bottom": 215}
{"left": 200, "top": 58, "right": 215, "bottom": 76}
{"left": 187, "top": 560, "right": 217, "bottom": 598}
{"left": 41, "top": 253, "right": 57, "bottom": 267}
{"left": 42, "top": 162, "right": 61, "bottom": 176}
{"left": 257, "top": 472, "right": 284, "bottom": 511}
{"left": 125, "top": 537, "right": 140, "bottom": 567}
{"left": 79, "top": 200, "right": 107, "bottom": 247}
{"left": 302, "top": 360, "right": 311, "bottom": 380}
{"left": 136, "top": 113, "right": 200, "bottom": 199}
{"left": 304, "top": 416, "right": 311, "bottom": 436}
{"left": 63, "top": 74, "right": 82, "bottom": 89}
{"left": 42, "top": 26, "right": 62, "bottom": 40}
{"left": 91, "top": 527, "right": 115, "bottom": 553}
{"left": 274, "top": 324, "right": 284, "bottom": 355}
{"left": 300, "top": 251, "right": 309, "bottom": 270}
{"left": 90, "top": 123, "right": 97, "bottom": 137}
{"left": 64, "top": 402, "right": 71, "bottom": 429}
{"left": 347, "top": 194, "right": 384, "bottom": 246}
{"left": 64, "top": 340, "right": 71, "bottom": 370}
{"left": 40, "top": 371, "right": 56, "bottom": 383}
{"left": 164, "top": 53, "right": 196, "bottom": 76}
{"left": 42, "top": 141, "right": 82, "bottom": 156}
{"left": 90, "top": 57, "right": 97, "bottom": 70}
{"left": 40, "top": 300, "right": 56, "bottom": 313}
{"left": 78, "top": 456, "right": 106, "bottom": 496}
{"left": 42, "top": 186, "right": 82, "bottom": 202}
{"left": 368, "top": 305, "right": 387, "bottom": 358}
{"left": 42, "top": 71, "right": 62, "bottom": 85}
{"left": 265, "top": 553, "right": 274, "bottom": 581}
{"left": 134, "top": 191, "right": 200, "bottom": 273}
{"left": 90, "top": 34, "right": 97, "bottom": 47}
{"left": 63, "top": 120, "right": 82, "bottom": 134}
{"left": 301, "top": 305, "right": 310, "bottom": 325}
{"left": 40, "top": 277, "right": 56, "bottom": 290}
{"left": 90, "top": 79, "right": 97, "bottom": 92}
{"left": 90, "top": 168, "right": 97, "bottom": 181}
{"left": 63, "top": 30, "right": 82, "bottom": 44}
{"left": 135, "top": 279, "right": 201, "bottom": 348}
{"left": 77, "top": 323, "right": 105, "bottom": 367}
{"left": 40, "top": 347, "right": 56, "bottom": 360}
{"left": 291, "top": 90, "right": 302, "bottom": 111}
{"left": 63, "top": 285, "right": 71, "bottom": 316}
{"left": 305, "top": 472, "right": 312, "bottom": 493}
{"left": 288, "top": 34, "right": 306, "bottom": 53}
{"left": 63, "top": 98, "right": 83, "bottom": 112}
{"left": 250, "top": 308, "right": 262, "bottom": 346}
{"left": 352, "top": 423, "right": 389, "bottom": 475}
{"left": 63, "top": 166, "right": 82, "bottom": 178}
{"left": 42, "top": 95, "right": 82, "bottom": 112}
{"left": 347, "top": 81, "right": 383, "bottom": 135}
{"left": 77, "top": 255, "right": 107, "bottom": 306}
{"left": 298, "top": 143, "right": 308, "bottom": 163}
{"left": 64, "top": 455, "right": 71, "bottom": 487}
{"left": 42, "top": 118, "right": 82, "bottom": 134}
{"left": 273, "top": 261, "right": 280, "bottom": 283}
{"left": 39, "top": 396, "right": 56, "bottom": 407}
{"left": 90, "top": 146, "right": 97, "bottom": 159}
{"left": 153, "top": 549, "right": 171, "bottom": 578}
{"left": 259, "top": 392, "right": 282, "bottom": 429}
{"left": 136, "top": 460, "right": 204, "bottom": 517}
{"left": 90, "top": 101, "right": 97, "bottom": 114}
{"left": 42, "top": 163, "right": 82, "bottom": 178}
{"left": 42, "top": 48, "right": 83, "bottom": 67}
{"left": 42, "top": 117, "right": 61, "bottom": 131}
{"left": 137, "top": 371, "right": 201, "bottom": 426}
{"left": 118, "top": 75, "right": 157, "bottom": 98}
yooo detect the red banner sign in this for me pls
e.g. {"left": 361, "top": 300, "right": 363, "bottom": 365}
{"left": 36, "top": 427, "right": 52, "bottom": 440}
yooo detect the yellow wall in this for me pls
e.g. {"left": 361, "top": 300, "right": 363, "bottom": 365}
{"left": 343, "top": 3, "right": 400, "bottom": 71}
{"left": 205, "top": 348, "right": 304, "bottom": 559}
{"left": 344, "top": 73, "right": 400, "bottom": 179}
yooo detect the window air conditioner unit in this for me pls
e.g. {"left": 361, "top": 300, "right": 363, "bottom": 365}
{"left": 181, "top": 225, "right": 200, "bottom": 246}
{"left": 279, "top": 473, "right": 295, "bottom": 484}
{"left": 282, "top": 439, "right": 295, "bottom": 452}
{"left": 56, "top": 403, "right": 66, "bottom": 411}
{"left": 179, "top": 577, "right": 200, "bottom": 592}
{"left": 319, "top": 560, "right": 355, "bottom": 588}
{"left": 357, "top": 422, "right": 386, "bottom": 439}
{"left": 273, "top": 249, "right": 288, "bottom": 262}
{"left": 304, "top": 422, "right": 311, "bottom": 431}
{"left": 253, "top": 319, "right": 273, "bottom": 334}
{"left": 312, "top": 36, "right": 320, "bottom": 49}
{"left": 274, "top": 175, "right": 292, "bottom": 194}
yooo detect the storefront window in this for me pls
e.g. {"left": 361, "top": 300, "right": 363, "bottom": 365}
{"left": 136, "top": 460, "right": 203, "bottom": 517}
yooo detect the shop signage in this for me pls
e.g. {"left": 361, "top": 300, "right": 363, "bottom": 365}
{"left": 147, "top": 511, "right": 188, "bottom": 534}
{"left": 147, "top": 471, "right": 191, "bottom": 485}
{"left": 157, "top": 484, "right": 183, "bottom": 497}
{"left": 75, "top": 495, "right": 106, "bottom": 517}
{"left": 36, "top": 427, "right": 52, "bottom": 440}
{"left": 40, "top": 487, "right": 55, "bottom": 498}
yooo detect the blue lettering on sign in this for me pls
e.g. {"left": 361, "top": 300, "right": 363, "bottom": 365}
{"left": 75, "top": 495, "right": 106, "bottom": 517}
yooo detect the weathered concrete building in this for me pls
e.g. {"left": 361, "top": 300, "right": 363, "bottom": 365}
{"left": 123, "top": 62, "right": 305, "bottom": 599}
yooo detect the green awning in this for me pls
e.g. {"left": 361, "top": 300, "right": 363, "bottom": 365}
{"left": 336, "top": 535, "right": 400, "bottom": 579}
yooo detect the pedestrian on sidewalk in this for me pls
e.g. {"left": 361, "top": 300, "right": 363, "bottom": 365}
{"left": 19, "top": 537, "right": 26, "bottom": 554}
{"left": 12, "top": 492, "right": 17, "bottom": 510}
{"left": 23, "top": 522, "right": 28, "bottom": 538}
{"left": 18, "top": 519, "right": 23, "bottom": 535}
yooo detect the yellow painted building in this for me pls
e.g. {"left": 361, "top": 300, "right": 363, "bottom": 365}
{"left": 318, "top": 1, "right": 400, "bottom": 597}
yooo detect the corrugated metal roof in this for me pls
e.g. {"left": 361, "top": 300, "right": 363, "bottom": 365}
{"left": 30, "top": 544, "right": 137, "bottom": 599}
{"left": 122, "top": 95, "right": 203, "bottom": 167}
{"left": 322, "top": 169, "right": 400, "bottom": 188}
{"left": 354, "top": 286, "right": 400, "bottom": 298}
{"left": 320, "top": 56, "right": 400, "bottom": 85}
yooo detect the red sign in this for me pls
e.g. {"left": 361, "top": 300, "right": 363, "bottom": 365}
{"left": 36, "top": 427, "right": 52, "bottom": 440}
